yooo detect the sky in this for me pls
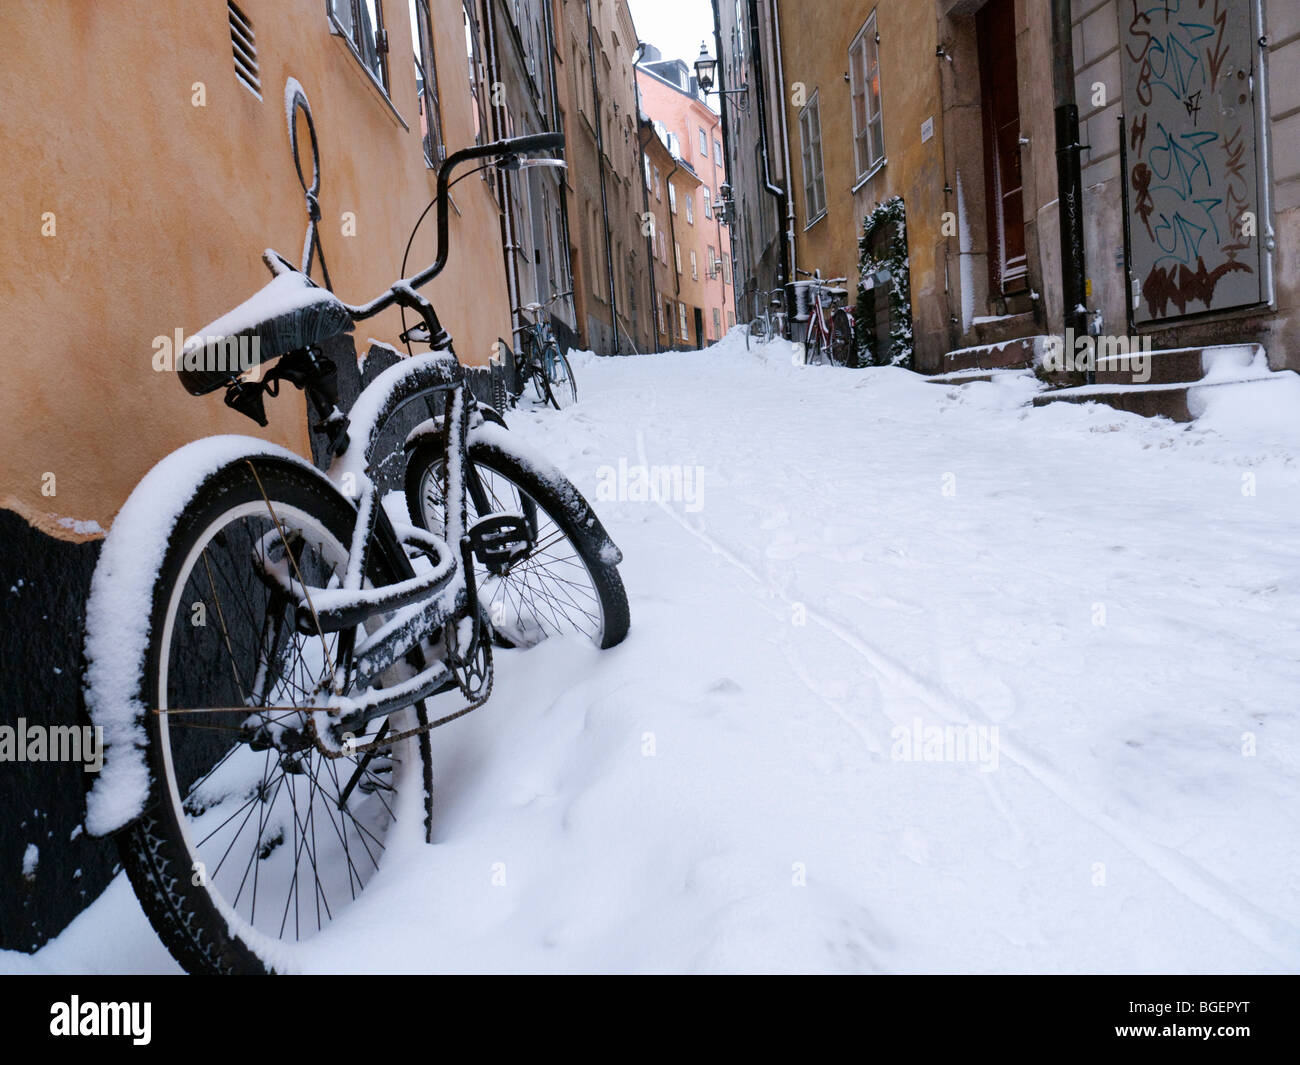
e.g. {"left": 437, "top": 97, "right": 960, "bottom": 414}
{"left": 626, "top": 0, "right": 716, "bottom": 70}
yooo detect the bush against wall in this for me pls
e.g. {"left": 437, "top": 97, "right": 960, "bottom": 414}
{"left": 855, "top": 196, "right": 913, "bottom": 368}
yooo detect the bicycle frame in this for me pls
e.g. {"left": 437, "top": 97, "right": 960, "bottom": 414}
{"left": 255, "top": 133, "right": 567, "bottom": 747}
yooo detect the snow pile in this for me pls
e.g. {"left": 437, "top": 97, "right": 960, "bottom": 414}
{"left": 26, "top": 342, "right": 1300, "bottom": 973}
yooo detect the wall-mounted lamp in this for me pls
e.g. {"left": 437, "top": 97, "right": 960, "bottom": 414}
{"left": 695, "top": 42, "right": 749, "bottom": 111}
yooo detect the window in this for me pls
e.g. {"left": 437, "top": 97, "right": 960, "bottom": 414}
{"left": 703, "top": 187, "right": 711, "bottom": 218}
{"left": 850, "top": 15, "right": 885, "bottom": 177}
{"left": 674, "top": 241, "right": 682, "bottom": 274}
{"left": 699, "top": 127, "right": 707, "bottom": 156}
{"left": 799, "top": 91, "right": 827, "bottom": 221}
{"left": 463, "top": 1, "right": 487, "bottom": 145}
{"left": 723, "top": 256, "right": 731, "bottom": 284}
{"left": 330, "top": 0, "right": 390, "bottom": 92}
{"left": 410, "top": 0, "right": 443, "bottom": 166}
{"left": 727, "top": 310, "right": 735, "bottom": 329}
{"left": 686, "top": 193, "right": 694, "bottom": 224}
{"left": 654, "top": 165, "right": 662, "bottom": 200}
{"left": 713, "top": 307, "right": 722, "bottom": 338}
{"left": 714, "top": 137, "right": 723, "bottom": 166}
{"left": 707, "top": 244, "right": 716, "bottom": 276}
{"left": 664, "top": 300, "right": 673, "bottom": 333}
{"left": 690, "top": 250, "right": 698, "bottom": 280}
{"left": 669, "top": 183, "right": 677, "bottom": 214}
{"left": 644, "top": 155, "right": 652, "bottom": 189}
{"left": 678, "top": 302, "right": 688, "bottom": 339}
{"left": 658, "top": 301, "right": 666, "bottom": 332}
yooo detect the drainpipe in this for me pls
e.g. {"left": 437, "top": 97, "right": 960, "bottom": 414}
{"left": 542, "top": 0, "right": 575, "bottom": 335}
{"left": 481, "top": 0, "right": 521, "bottom": 343}
{"left": 583, "top": 0, "right": 620, "bottom": 353}
{"left": 633, "top": 50, "right": 661, "bottom": 353}
{"left": 770, "top": 0, "right": 797, "bottom": 333}
{"left": 745, "top": 0, "right": 790, "bottom": 303}
{"left": 1051, "top": 0, "right": 1089, "bottom": 376}
{"left": 665, "top": 158, "right": 682, "bottom": 347}
{"left": 637, "top": 120, "right": 662, "bottom": 352}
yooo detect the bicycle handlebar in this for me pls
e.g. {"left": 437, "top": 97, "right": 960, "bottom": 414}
{"left": 347, "top": 132, "right": 566, "bottom": 320}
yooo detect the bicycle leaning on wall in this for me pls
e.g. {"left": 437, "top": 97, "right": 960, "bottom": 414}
{"left": 795, "top": 269, "right": 858, "bottom": 367}
{"left": 80, "top": 132, "right": 629, "bottom": 975}
{"left": 497, "top": 289, "right": 578, "bottom": 410}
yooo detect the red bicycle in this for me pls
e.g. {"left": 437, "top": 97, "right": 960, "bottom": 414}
{"left": 796, "top": 269, "right": 857, "bottom": 367}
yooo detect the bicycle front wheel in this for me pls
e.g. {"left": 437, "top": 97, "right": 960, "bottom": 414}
{"left": 830, "top": 308, "right": 858, "bottom": 367}
{"left": 542, "top": 345, "right": 578, "bottom": 409}
{"left": 91, "top": 453, "right": 431, "bottom": 974}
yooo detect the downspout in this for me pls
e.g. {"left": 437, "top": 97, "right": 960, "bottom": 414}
{"left": 1051, "top": 0, "right": 1088, "bottom": 376}
{"left": 633, "top": 45, "right": 660, "bottom": 352}
{"left": 583, "top": 0, "right": 620, "bottom": 353}
{"left": 746, "top": 0, "right": 790, "bottom": 294}
{"left": 770, "top": 0, "right": 797, "bottom": 330}
{"left": 542, "top": 0, "right": 576, "bottom": 331}
{"left": 482, "top": 0, "right": 521, "bottom": 342}
{"left": 709, "top": 1, "right": 731, "bottom": 333}
{"left": 637, "top": 119, "right": 662, "bottom": 352}
{"left": 665, "top": 158, "right": 682, "bottom": 346}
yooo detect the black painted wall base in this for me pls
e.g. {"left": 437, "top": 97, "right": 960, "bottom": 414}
{"left": 0, "top": 509, "right": 117, "bottom": 952}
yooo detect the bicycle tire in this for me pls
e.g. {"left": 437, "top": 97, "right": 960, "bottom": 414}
{"left": 405, "top": 434, "right": 628, "bottom": 649}
{"left": 542, "top": 344, "right": 578, "bottom": 410}
{"left": 95, "top": 454, "right": 432, "bottom": 974}
{"left": 830, "top": 308, "right": 858, "bottom": 367}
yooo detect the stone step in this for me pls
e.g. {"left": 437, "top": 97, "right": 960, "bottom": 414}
{"left": 972, "top": 310, "right": 1039, "bottom": 348}
{"left": 1030, "top": 371, "right": 1294, "bottom": 423}
{"left": 1094, "top": 342, "right": 1267, "bottom": 386}
{"left": 940, "top": 334, "right": 1047, "bottom": 374}
{"left": 926, "top": 367, "right": 1034, "bottom": 386}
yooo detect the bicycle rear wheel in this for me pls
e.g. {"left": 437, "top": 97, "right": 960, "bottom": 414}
{"left": 405, "top": 434, "right": 628, "bottom": 649}
{"left": 90, "top": 453, "right": 431, "bottom": 974}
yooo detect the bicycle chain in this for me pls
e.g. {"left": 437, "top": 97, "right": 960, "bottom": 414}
{"left": 306, "top": 640, "right": 494, "bottom": 760}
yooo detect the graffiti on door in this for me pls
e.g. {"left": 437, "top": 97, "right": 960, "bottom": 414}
{"left": 1121, "top": 0, "right": 1265, "bottom": 325}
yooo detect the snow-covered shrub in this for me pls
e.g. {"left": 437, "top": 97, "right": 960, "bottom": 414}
{"left": 856, "top": 196, "right": 914, "bottom": 368}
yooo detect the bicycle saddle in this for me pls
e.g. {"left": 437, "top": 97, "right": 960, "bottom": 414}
{"left": 178, "top": 259, "right": 353, "bottom": 395}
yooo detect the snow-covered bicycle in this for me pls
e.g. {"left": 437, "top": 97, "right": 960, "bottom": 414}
{"left": 81, "top": 132, "right": 629, "bottom": 975}
{"left": 498, "top": 289, "right": 578, "bottom": 410}
{"left": 795, "top": 269, "right": 857, "bottom": 367}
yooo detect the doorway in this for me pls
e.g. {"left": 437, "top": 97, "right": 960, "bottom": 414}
{"left": 977, "top": 0, "right": 1027, "bottom": 295}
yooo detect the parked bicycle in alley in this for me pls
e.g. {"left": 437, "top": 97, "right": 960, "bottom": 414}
{"left": 81, "top": 132, "right": 628, "bottom": 975}
{"left": 795, "top": 269, "right": 858, "bottom": 367}
{"left": 497, "top": 289, "right": 578, "bottom": 410}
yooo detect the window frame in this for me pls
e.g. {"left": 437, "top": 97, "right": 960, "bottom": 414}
{"left": 698, "top": 126, "right": 708, "bottom": 156}
{"left": 328, "top": 1, "right": 394, "bottom": 95}
{"left": 798, "top": 90, "right": 827, "bottom": 226}
{"left": 410, "top": 0, "right": 444, "bottom": 167}
{"left": 685, "top": 192, "right": 694, "bottom": 224}
{"left": 849, "top": 12, "right": 886, "bottom": 181}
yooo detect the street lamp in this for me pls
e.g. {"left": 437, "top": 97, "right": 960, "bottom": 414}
{"left": 694, "top": 42, "right": 718, "bottom": 93}
{"left": 693, "top": 42, "right": 747, "bottom": 109}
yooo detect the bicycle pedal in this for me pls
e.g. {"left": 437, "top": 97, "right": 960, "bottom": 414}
{"left": 468, "top": 513, "right": 531, "bottom": 568}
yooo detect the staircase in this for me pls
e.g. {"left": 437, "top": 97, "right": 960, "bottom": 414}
{"left": 1030, "top": 343, "right": 1294, "bottom": 422}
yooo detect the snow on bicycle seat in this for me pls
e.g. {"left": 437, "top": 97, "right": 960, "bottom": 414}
{"left": 177, "top": 257, "right": 352, "bottom": 395}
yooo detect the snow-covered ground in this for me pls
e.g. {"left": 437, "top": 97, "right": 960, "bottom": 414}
{"left": 9, "top": 329, "right": 1300, "bottom": 973}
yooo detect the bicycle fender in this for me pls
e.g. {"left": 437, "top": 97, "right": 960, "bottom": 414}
{"left": 82, "top": 437, "right": 339, "bottom": 837}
